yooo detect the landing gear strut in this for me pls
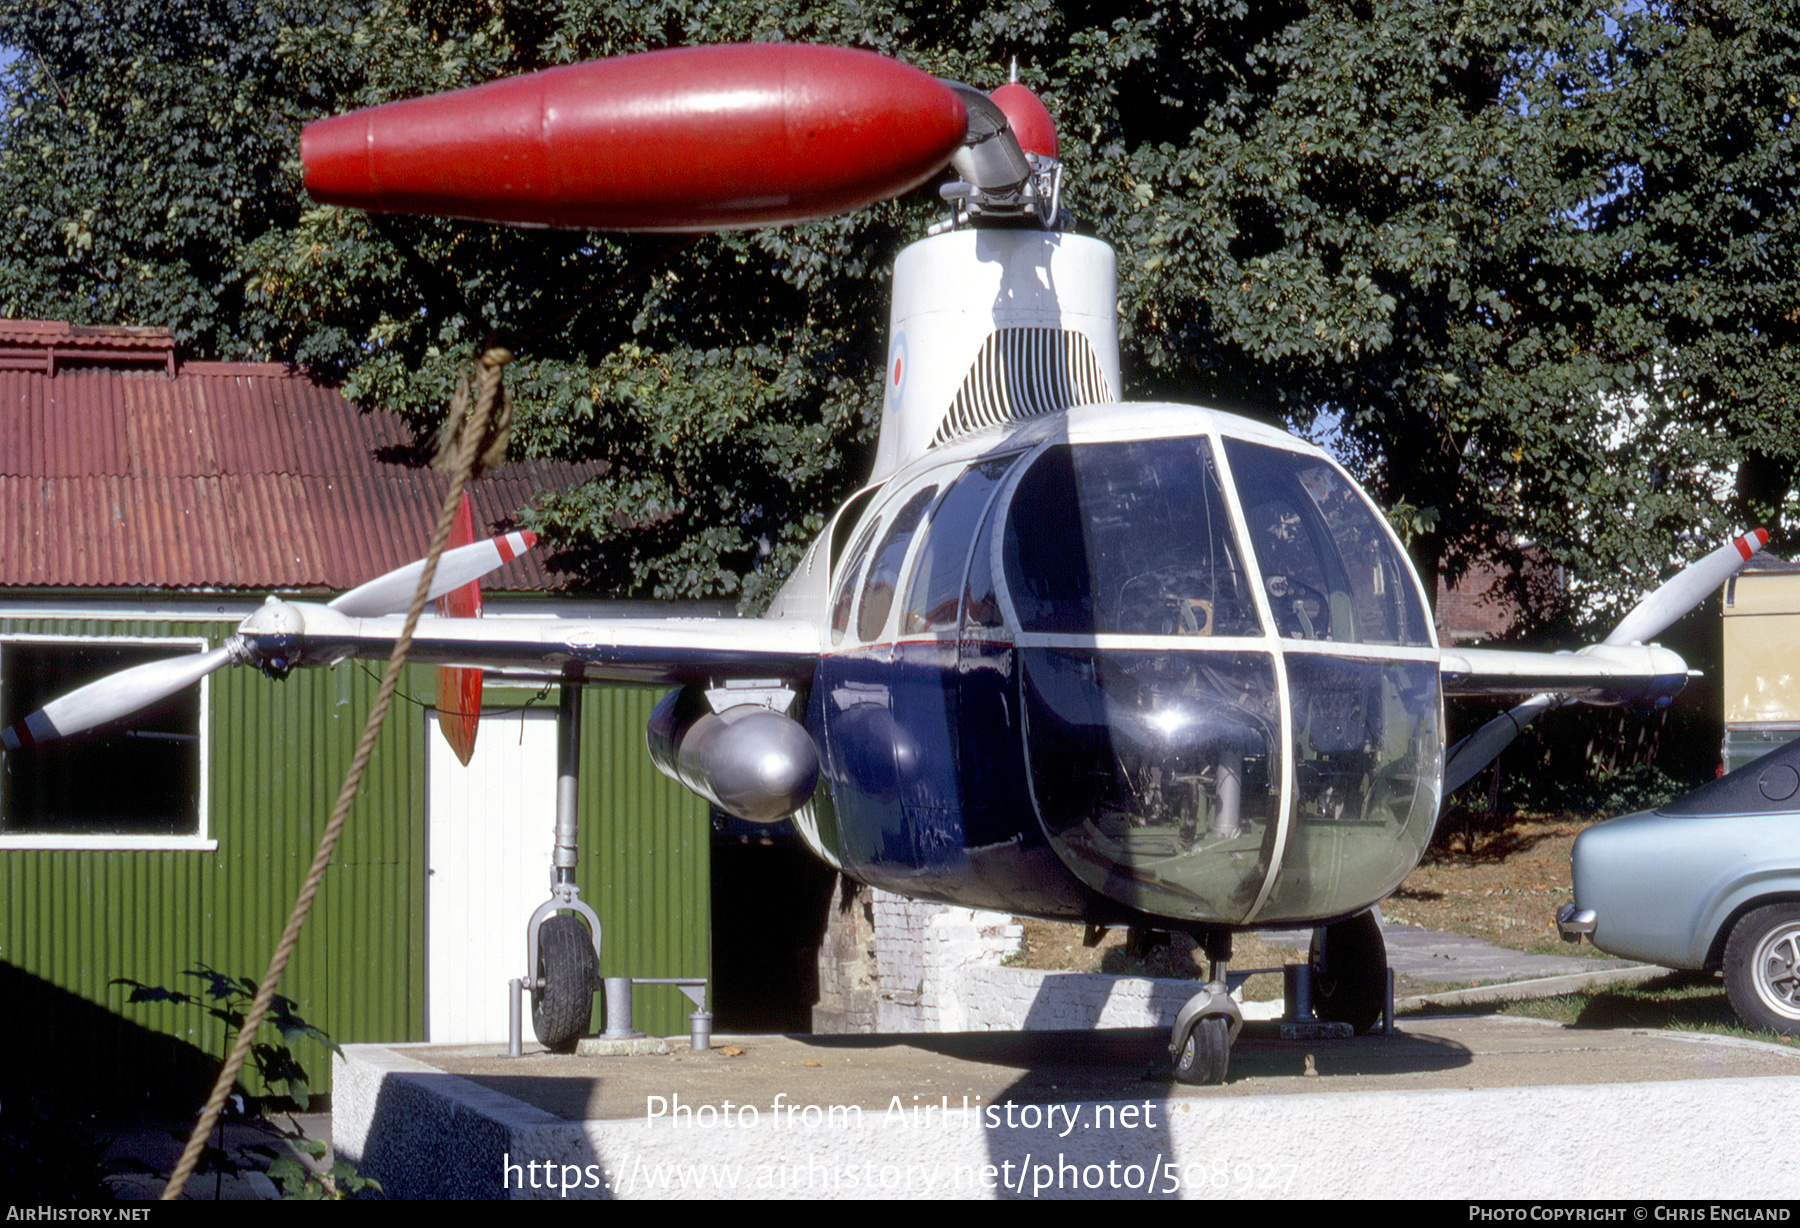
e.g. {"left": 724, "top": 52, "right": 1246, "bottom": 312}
{"left": 523, "top": 685, "right": 601, "bottom": 1051}
{"left": 1167, "top": 912, "right": 1392, "bottom": 1084}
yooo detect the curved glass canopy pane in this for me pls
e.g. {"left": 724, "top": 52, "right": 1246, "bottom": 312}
{"left": 1259, "top": 654, "right": 1441, "bottom": 920}
{"left": 1002, "top": 439, "right": 1261, "bottom": 638}
{"left": 1021, "top": 647, "right": 1281, "bottom": 923}
{"left": 1223, "top": 439, "right": 1431, "bottom": 647}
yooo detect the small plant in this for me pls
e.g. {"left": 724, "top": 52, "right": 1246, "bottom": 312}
{"left": 263, "top": 1133, "right": 382, "bottom": 1200}
{"left": 115, "top": 966, "right": 380, "bottom": 1199}
{"left": 114, "top": 967, "right": 334, "bottom": 1110}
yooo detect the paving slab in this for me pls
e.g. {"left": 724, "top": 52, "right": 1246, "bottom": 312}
{"left": 101, "top": 924, "right": 1797, "bottom": 1200}
{"left": 382, "top": 1015, "right": 1800, "bottom": 1106}
{"left": 1259, "top": 922, "right": 1639, "bottom": 985}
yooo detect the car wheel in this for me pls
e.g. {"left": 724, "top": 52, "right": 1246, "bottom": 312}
{"left": 1724, "top": 904, "right": 1800, "bottom": 1036}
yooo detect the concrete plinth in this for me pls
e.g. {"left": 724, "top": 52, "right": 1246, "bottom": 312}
{"left": 335, "top": 1017, "right": 1800, "bottom": 1200}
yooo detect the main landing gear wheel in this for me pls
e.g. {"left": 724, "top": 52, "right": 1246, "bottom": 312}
{"left": 532, "top": 914, "right": 597, "bottom": 1053}
{"left": 1173, "top": 1015, "right": 1230, "bottom": 1085}
{"left": 1724, "top": 904, "right": 1800, "bottom": 1036}
{"left": 1310, "top": 910, "right": 1387, "bottom": 1034}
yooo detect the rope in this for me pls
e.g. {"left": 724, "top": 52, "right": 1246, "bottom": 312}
{"left": 161, "top": 344, "right": 513, "bottom": 1200}
{"left": 434, "top": 346, "right": 514, "bottom": 479}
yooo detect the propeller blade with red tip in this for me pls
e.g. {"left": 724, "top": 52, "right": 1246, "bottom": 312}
{"left": 2, "top": 644, "right": 239, "bottom": 751}
{"left": 1443, "top": 528, "right": 1769, "bottom": 795}
{"left": 329, "top": 530, "right": 537, "bottom": 618}
{"left": 4, "top": 530, "right": 539, "bottom": 750}
{"left": 1605, "top": 528, "right": 1770, "bottom": 647}
{"left": 300, "top": 44, "right": 968, "bottom": 232}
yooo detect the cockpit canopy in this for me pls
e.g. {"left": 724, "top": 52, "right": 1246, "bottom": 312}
{"left": 821, "top": 419, "right": 1440, "bottom": 927}
{"left": 829, "top": 426, "right": 1432, "bottom": 654}
{"left": 1001, "top": 435, "right": 1431, "bottom": 647}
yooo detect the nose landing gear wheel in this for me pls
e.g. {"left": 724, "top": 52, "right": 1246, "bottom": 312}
{"left": 1173, "top": 1015, "right": 1230, "bottom": 1085}
{"left": 532, "top": 914, "right": 597, "bottom": 1052}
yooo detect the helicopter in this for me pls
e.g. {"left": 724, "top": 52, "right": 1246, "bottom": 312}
{"left": 2, "top": 44, "right": 1766, "bottom": 1084}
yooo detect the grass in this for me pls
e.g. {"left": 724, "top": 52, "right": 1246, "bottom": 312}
{"left": 1521, "top": 938, "right": 1618, "bottom": 959}
{"left": 1403, "top": 969, "right": 1800, "bottom": 1051}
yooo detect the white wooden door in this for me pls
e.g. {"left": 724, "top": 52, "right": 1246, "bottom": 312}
{"left": 425, "top": 707, "right": 558, "bottom": 1042}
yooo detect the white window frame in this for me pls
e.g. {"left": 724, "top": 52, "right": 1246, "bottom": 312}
{"left": 0, "top": 633, "right": 216, "bottom": 851}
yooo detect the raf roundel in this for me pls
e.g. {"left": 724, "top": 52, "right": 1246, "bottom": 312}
{"left": 887, "top": 332, "right": 908, "bottom": 412}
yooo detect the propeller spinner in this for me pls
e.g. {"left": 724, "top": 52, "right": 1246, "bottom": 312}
{"left": 1, "top": 531, "right": 538, "bottom": 751}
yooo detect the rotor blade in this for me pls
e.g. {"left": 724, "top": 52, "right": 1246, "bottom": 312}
{"left": 1442, "top": 693, "right": 1558, "bottom": 797}
{"left": 2, "top": 644, "right": 237, "bottom": 750}
{"left": 1605, "top": 528, "right": 1768, "bottom": 647}
{"left": 301, "top": 44, "right": 967, "bottom": 232}
{"left": 942, "top": 81, "right": 1032, "bottom": 190}
{"left": 329, "top": 531, "right": 537, "bottom": 619}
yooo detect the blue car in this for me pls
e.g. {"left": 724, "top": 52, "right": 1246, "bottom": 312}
{"left": 1557, "top": 737, "right": 1800, "bottom": 1035}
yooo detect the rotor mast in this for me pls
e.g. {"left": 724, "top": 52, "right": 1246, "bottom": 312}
{"left": 870, "top": 77, "right": 1121, "bottom": 482}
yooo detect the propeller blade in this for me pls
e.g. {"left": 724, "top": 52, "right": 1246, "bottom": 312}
{"left": 433, "top": 491, "right": 486, "bottom": 623}
{"left": 2, "top": 644, "right": 237, "bottom": 750}
{"left": 301, "top": 44, "right": 967, "bottom": 232}
{"left": 1605, "top": 528, "right": 1768, "bottom": 647}
{"left": 1444, "top": 529, "right": 1767, "bottom": 796}
{"left": 1442, "top": 693, "right": 1557, "bottom": 797}
{"left": 436, "top": 667, "right": 484, "bottom": 768}
{"left": 329, "top": 531, "right": 537, "bottom": 618}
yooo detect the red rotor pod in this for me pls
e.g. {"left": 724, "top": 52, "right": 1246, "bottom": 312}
{"left": 301, "top": 44, "right": 968, "bottom": 232}
{"left": 989, "top": 81, "right": 1057, "bottom": 160}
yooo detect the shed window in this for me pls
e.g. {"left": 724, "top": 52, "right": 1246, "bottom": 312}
{"left": 0, "top": 638, "right": 206, "bottom": 843}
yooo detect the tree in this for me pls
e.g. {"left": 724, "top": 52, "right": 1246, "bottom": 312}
{"left": 2, "top": 0, "right": 1795, "bottom": 623}
{"left": 1115, "top": 1, "right": 1800, "bottom": 627}
{"left": 0, "top": 0, "right": 306, "bottom": 357}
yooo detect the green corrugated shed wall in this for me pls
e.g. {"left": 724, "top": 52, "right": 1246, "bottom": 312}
{"left": 580, "top": 685, "right": 713, "bottom": 1035}
{"left": 0, "top": 611, "right": 708, "bottom": 1107}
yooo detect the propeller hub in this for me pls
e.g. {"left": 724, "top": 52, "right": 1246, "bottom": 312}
{"left": 239, "top": 599, "right": 306, "bottom": 679}
{"left": 240, "top": 596, "right": 305, "bottom": 638}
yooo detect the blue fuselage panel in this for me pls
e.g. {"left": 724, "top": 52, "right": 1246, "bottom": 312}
{"left": 812, "top": 639, "right": 1091, "bottom": 918}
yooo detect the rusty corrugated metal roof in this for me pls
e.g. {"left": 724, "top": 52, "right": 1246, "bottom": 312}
{"left": 0, "top": 323, "right": 602, "bottom": 593}
{"left": 0, "top": 318, "right": 178, "bottom": 376}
